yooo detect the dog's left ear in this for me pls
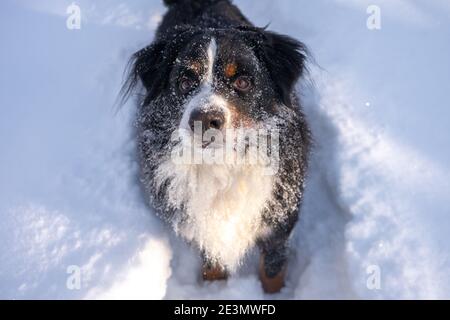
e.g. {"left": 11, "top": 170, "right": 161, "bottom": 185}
{"left": 119, "top": 40, "right": 169, "bottom": 105}
{"left": 260, "top": 31, "right": 307, "bottom": 107}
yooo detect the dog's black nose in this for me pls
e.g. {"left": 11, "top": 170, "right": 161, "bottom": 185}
{"left": 189, "top": 109, "right": 226, "bottom": 133}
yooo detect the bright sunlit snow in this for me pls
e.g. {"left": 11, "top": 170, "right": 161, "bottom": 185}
{"left": 1, "top": 0, "right": 449, "bottom": 299}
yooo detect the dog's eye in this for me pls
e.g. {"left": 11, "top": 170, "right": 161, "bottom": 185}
{"left": 179, "top": 76, "right": 195, "bottom": 93}
{"left": 233, "top": 76, "right": 252, "bottom": 92}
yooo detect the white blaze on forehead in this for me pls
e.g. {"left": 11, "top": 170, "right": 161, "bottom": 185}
{"left": 210, "top": 94, "right": 232, "bottom": 125}
{"left": 179, "top": 37, "right": 232, "bottom": 131}
{"left": 205, "top": 38, "right": 217, "bottom": 84}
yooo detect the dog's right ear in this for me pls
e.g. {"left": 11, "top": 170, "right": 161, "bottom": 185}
{"left": 120, "top": 26, "right": 200, "bottom": 105}
{"left": 120, "top": 39, "right": 169, "bottom": 104}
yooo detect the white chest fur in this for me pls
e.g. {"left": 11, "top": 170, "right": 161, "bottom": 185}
{"left": 154, "top": 160, "right": 273, "bottom": 272}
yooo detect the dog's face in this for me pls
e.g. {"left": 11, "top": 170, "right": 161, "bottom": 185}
{"left": 173, "top": 34, "right": 275, "bottom": 133}
{"left": 125, "top": 27, "right": 307, "bottom": 143}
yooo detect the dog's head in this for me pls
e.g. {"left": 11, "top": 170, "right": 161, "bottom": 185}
{"left": 124, "top": 26, "right": 306, "bottom": 128}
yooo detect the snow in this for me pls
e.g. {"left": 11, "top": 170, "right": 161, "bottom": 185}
{"left": 1, "top": 0, "right": 449, "bottom": 299}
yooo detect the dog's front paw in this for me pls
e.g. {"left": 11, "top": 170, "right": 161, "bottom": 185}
{"left": 202, "top": 263, "right": 228, "bottom": 281}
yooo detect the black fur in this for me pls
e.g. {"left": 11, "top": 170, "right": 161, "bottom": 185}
{"left": 122, "top": 0, "right": 311, "bottom": 279}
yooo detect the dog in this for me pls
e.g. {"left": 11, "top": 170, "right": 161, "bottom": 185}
{"left": 121, "top": 0, "right": 311, "bottom": 293}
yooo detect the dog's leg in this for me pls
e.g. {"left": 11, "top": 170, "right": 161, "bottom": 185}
{"left": 258, "top": 207, "right": 299, "bottom": 293}
{"left": 202, "top": 256, "right": 228, "bottom": 281}
{"left": 259, "top": 242, "right": 288, "bottom": 294}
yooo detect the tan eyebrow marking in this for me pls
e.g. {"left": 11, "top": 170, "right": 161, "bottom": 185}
{"left": 189, "top": 61, "right": 202, "bottom": 73}
{"left": 224, "top": 62, "right": 237, "bottom": 78}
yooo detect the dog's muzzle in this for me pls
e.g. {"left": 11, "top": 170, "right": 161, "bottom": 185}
{"left": 188, "top": 108, "right": 226, "bottom": 134}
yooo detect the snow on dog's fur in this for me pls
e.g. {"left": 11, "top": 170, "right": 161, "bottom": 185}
{"left": 122, "top": 0, "right": 311, "bottom": 289}
{"left": 148, "top": 39, "right": 273, "bottom": 270}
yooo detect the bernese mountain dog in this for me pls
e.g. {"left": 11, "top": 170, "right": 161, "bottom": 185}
{"left": 122, "top": 0, "right": 311, "bottom": 293}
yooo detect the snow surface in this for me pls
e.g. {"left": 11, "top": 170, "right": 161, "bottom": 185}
{"left": 1, "top": 0, "right": 449, "bottom": 299}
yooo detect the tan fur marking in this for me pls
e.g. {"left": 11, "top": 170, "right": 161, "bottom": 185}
{"left": 189, "top": 61, "right": 202, "bottom": 73}
{"left": 227, "top": 104, "right": 254, "bottom": 128}
{"left": 225, "top": 62, "right": 238, "bottom": 78}
{"left": 202, "top": 263, "right": 228, "bottom": 281}
{"left": 259, "top": 253, "right": 286, "bottom": 294}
